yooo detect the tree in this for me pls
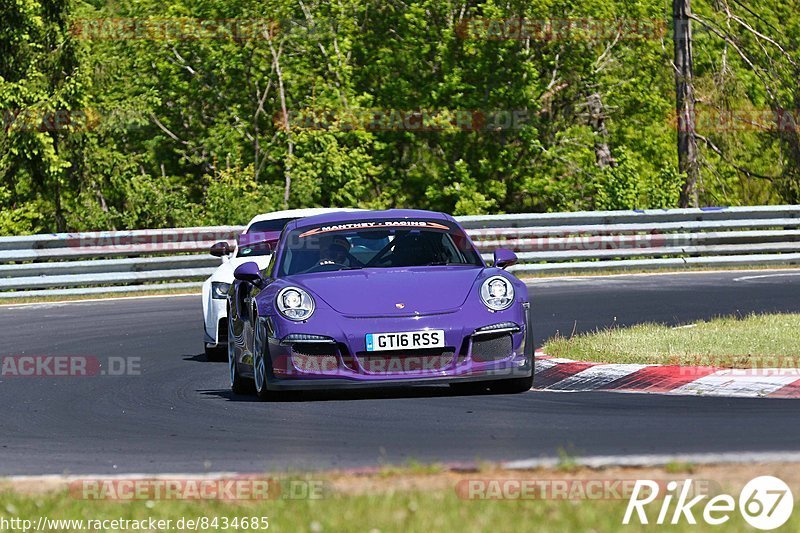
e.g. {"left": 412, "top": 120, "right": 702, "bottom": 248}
{"left": 673, "top": 0, "right": 700, "bottom": 207}
{"left": 0, "top": 0, "right": 84, "bottom": 232}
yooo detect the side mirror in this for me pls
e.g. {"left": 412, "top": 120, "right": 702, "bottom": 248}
{"left": 493, "top": 249, "right": 518, "bottom": 269}
{"left": 210, "top": 241, "right": 232, "bottom": 257}
{"left": 233, "top": 262, "right": 263, "bottom": 285}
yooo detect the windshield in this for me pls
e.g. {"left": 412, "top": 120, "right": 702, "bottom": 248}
{"left": 278, "top": 219, "right": 483, "bottom": 276}
{"left": 237, "top": 218, "right": 296, "bottom": 257}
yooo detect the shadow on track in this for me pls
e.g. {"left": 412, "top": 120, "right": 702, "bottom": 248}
{"left": 196, "top": 385, "right": 511, "bottom": 403}
{"left": 185, "top": 352, "right": 522, "bottom": 402}
{"left": 183, "top": 353, "right": 226, "bottom": 363}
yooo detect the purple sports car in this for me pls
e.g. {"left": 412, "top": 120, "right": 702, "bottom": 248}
{"left": 227, "top": 209, "right": 533, "bottom": 399}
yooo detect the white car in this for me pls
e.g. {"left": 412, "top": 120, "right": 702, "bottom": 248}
{"left": 202, "top": 208, "right": 362, "bottom": 360}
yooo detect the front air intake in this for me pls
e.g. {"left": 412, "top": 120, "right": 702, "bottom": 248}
{"left": 290, "top": 343, "right": 339, "bottom": 372}
{"left": 471, "top": 333, "right": 513, "bottom": 362}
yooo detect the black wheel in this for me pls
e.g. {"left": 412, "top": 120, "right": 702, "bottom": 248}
{"left": 204, "top": 343, "right": 226, "bottom": 362}
{"left": 228, "top": 318, "right": 254, "bottom": 395}
{"left": 488, "top": 307, "right": 536, "bottom": 394}
{"left": 253, "top": 317, "right": 278, "bottom": 401}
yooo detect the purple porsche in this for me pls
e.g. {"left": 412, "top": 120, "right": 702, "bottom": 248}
{"left": 226, "top": 209, "right": 533, "bottom": 399}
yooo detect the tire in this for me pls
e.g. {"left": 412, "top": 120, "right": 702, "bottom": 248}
{"left": 253, "top": 316, "right": 278, "bottom": 401}
{"left": 204, "top": 343, "right": 226, "bottom": 362}
{"left": 228, "top": 318, "right": 254, "bottom": 395}
{"left": 488, "top": 307, "right": 536, "bottom": 394}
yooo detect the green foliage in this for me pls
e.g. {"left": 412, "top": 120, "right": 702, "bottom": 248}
{"left": 290, "top": 132, "right": 382, "bottom": 208}
{"left": 425, "top": 160, "right": 503, "bottom": 215}
{"left": 594, "top": 152, "right": 683, "bottom": 210}
{"left": 119, "top": 173, "right": 197, "bottom": 229}
{"left": 0, "top": 184, "right": 46, "bottom": 234}
{"left": 1, "top": 0, "right": 799, "bottom": 235}
{"left": 645, "top": 166, "right": 684, "bottom": 209}
{"left": 201, "top": 164, "right": 283, "bottom": 226}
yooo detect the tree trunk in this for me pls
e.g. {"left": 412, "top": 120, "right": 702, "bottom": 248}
{"left": 269, "top": 40, "right": 293, "bottom": 210}
{"left": 52, "top": 134, "right": 66, "bottom": 232}
{"left": 673, "top": 0, "right": 700, "bottom": 207}
{"left": 777, "top": 88, "right": 800, "bottom": 202}
{"left": 586, "top": 92, "right": 616, "bottom": 168}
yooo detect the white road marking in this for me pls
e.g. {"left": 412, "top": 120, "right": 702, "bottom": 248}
{"left": 534, "top": 358, "right": 561, "bottom": 372}
{"left": 533, "top": 355, "right": 800, "bottom": 398}
{"left": 547, "top": 363, "right": 651, "bottom": 390}
{"left": 733, "top": 272, "right": 800, "bottom": 282}
{"left": 503, "top": 451, "right": 800, "bottom": 470}
{"left": 3, "top": 303, "right": 69, "bottom": 311}
{"left": 524, "top": 268, "right": 800, "bottom": 285}
{"left": 670, "top": 370, "right": 800, "bottom": 397}
{"left": 524, "top": 277, "right": 599, "bottom": 284}
{"left": 542, "top": 357, "right": 580, "bottom": 364}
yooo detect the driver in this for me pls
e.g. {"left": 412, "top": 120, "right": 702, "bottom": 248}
{"left": 320, "top": 236, "right": 351, "bottom": 265}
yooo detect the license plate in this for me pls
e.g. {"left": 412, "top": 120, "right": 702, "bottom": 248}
{"left": 365, "top": 330, "right": 445, "bottom": 352}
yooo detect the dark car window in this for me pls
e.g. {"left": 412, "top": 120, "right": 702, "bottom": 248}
{"left": 237, "top": 240, "right": 275, "bottom": 258}
{"left": 237, "top": 218, "right": 296, "bottom": 257}
{"left": 247, "top": 218, "right": 296, "bottom": 233}
{"left": 278, "top": 219, "right": 483, "bottom": 276}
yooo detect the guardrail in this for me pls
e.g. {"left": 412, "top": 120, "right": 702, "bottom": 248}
{"left": 1, "top": 206, "right": 799, "bottom": 298}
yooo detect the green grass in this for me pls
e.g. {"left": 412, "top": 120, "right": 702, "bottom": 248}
{"left": 543, "top": 313, "right": 800, "bottom": 367}
{"left": 663, "top": 461, "right": 696, "bottom": 474}
{"left": 1, "top": 483, "right": 796, "bottom": 532}
{"left": 377, "top": 460, "right": 446, "bottom": 478}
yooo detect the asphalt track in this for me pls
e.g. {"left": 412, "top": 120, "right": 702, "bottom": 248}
{"left": 2, "top": 269, "right": 800, "bottom": 475}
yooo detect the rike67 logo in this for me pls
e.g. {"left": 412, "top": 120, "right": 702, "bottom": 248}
{"left": 623, "top": 476, "right": 794, "bottom": 530}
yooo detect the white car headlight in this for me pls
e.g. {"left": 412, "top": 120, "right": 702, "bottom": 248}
{"left": 276, "top": 287, "right": 315, "bottom": 321}
{"left": 480, "top": 276, "right": 515, "bottom": 311}
{"left": 211, "top": 282, "right": 231, "bottom": 299}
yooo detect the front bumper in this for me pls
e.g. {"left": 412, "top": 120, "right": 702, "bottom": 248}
{"left": 203, "top": 290, "right": 228, "bottom": 346}
{"left": 264, "top": 361, "right": 532, "bottom": 390}
{"left": 262, "top": 302, "right": 532, "bottom": 390}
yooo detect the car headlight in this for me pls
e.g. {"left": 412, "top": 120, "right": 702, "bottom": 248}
{"left": 276, "top": 287, "right": 315, "bottom": 321}
{"left": 211, "top": 282, "right": 231, "bottom": 299}
{"left": 480, "top": 276, "right": 515, "bottom": 311}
